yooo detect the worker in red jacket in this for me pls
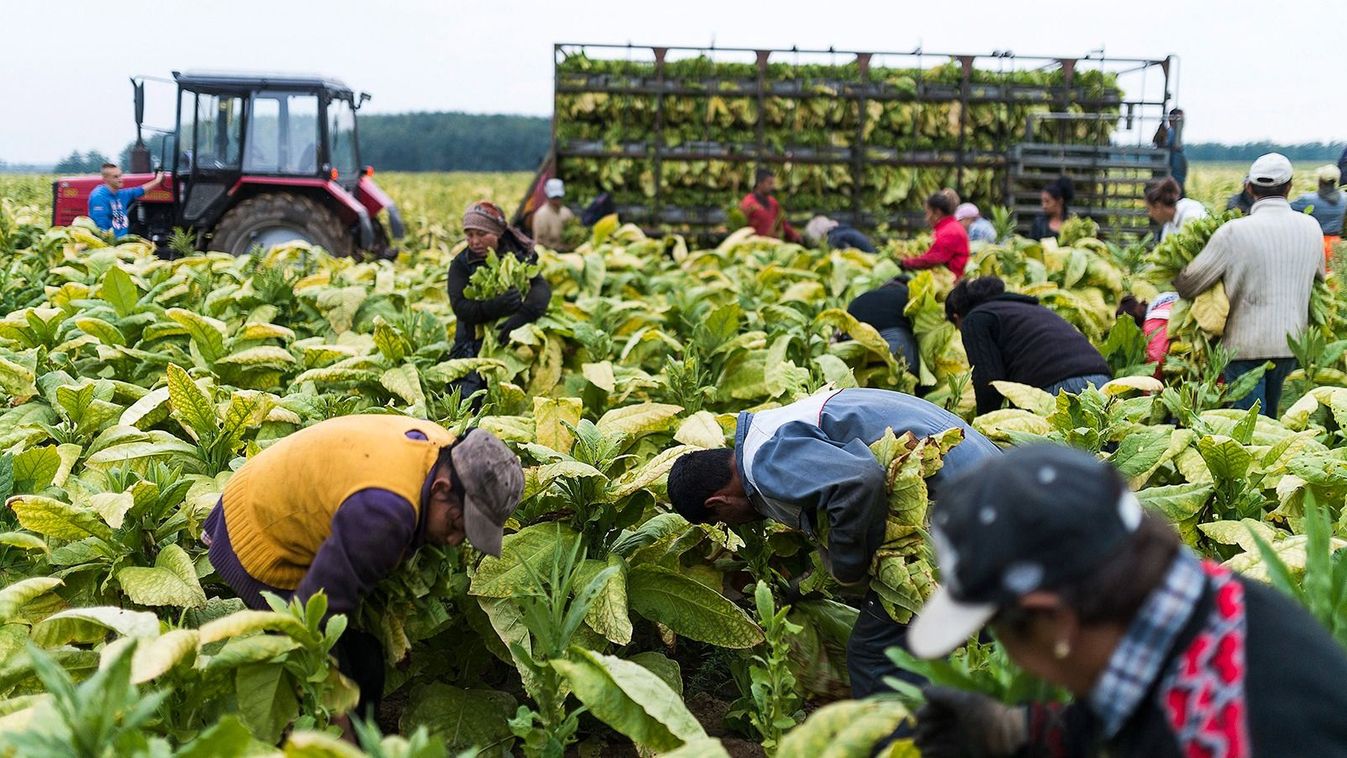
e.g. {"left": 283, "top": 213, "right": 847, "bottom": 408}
{"left": 901, "top": 191, "right": 971, "bottom": 277}
{"left": 740, "top": 168, "right": 803, "bottom": 243}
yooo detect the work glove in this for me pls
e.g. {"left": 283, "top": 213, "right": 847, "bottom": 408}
{"left": 914, "top": 686, "right": 1027, "bottom": 758}
{"left": 496, "top": 313, "right": 532, "bottom": 344}
{"left": 484, "top": 289, "right": 523, "bottom": 319}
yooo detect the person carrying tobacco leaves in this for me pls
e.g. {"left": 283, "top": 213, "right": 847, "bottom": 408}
{"left": 908, "top": 444, "right": 1347, "bottom": 758}
{"left": 447, "top": 200, "right": 553, "bottom": 399}
{"left": 667, "top": 388, "right": 1001, "bottom": 698}
{"left": 203, "top": 415, "right": 525, "bottom": 719}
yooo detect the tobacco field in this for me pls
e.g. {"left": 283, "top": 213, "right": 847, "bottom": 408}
{"left": 0, "top": 171, "right": 1344, "bottom": 758}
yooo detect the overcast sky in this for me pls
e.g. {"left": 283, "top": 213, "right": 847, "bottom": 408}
{"left": 2, "top": 0, "right": 1343, "bottom": 163}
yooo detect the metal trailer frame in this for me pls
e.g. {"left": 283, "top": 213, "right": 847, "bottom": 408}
{"left": 544, "top": 42, "right": 1178, "bottom": 240}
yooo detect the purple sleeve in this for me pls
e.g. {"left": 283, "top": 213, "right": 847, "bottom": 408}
{"left": 292, "top": 489, "right": 418, "bottom": 617}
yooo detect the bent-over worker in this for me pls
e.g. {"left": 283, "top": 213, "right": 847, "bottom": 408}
{"left": 667, "top": 388, "right": 1001, "bottom": 698}
{"left": 847, "top": 277, "right": 920, "bottom": 374}
{"left": 910, "top": 445, "right": 1347, "bottom": 758}
{"left": 204, "top": 416, "right": 525, "bottom": 716}
{"left": 946, "top": 276, "right": 1112, "bottom": 415}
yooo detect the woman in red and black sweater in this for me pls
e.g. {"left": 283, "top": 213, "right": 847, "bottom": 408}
{"left": 901, "top": 191, "right": 971, "bottom": 277}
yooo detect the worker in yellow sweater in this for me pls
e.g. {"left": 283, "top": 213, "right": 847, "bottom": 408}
{"left": 202, "top": 415, "right": 525, "bottom": 716}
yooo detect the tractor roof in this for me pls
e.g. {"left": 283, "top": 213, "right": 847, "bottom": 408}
{"left": 173, "top": 70, "right": 354, "bottom": 97}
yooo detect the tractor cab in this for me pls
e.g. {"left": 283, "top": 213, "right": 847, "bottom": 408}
{"left": 53, "top": 71, "right": 403, "bottom": 258}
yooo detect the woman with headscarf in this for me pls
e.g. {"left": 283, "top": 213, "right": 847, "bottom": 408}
{"left": 447, "top": 201, "right": 552, "bottom": 372}
{"left": 1029, "top": 176, "right": 1076, "bottom": 241}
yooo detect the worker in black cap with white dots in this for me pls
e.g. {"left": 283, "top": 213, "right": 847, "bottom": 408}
{"left": 909, "top": 444, "right": 1347, "bottom": 758}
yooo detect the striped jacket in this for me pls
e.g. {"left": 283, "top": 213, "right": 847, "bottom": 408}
{"left": 1174, "top": 198, "right": 1325, "bottom": 359}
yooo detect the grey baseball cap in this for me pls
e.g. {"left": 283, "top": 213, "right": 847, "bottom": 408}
{"left": 449, "top": 430, "right": 524, "bottom": 556}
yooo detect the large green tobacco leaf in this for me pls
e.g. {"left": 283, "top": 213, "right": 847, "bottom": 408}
{"left": 206, "top": 635, "right": 302, "bottom": 672}
{"left": 119, "top": 387, "right": 171, "bottom": 430}
{"left": 553, "top": 648, "right": 705, "bottom": 751}
{"left": 607, "top": 444, "right": 697, "bottom": 500}
{"left": 776, "top": 699, "right": 913, "bottom": 757}
{"left": 31, "top": 606, "right": 160, "bottom": 646}
{"left": 127, "top": 628, "right": 199, "bottom": 683}
{"left": 627, "top": 565, "right": 763, "bottom": 648}
{"left": 470, "top": 523, "right": 579, "bottom": 598}
{"left": 8, "top": 494, "right": 114, "bottom": 542}
{"left": 167, "top": 308, "right": 229, "bottom": 364}
{"left": 989, "top": 381, "right": 1056, "bottom": 416}
{"left": 971, "top": 409, "right": 1052, "bottom": 442}
{"left": 0, "top": 577, "right": 62, "bottom": 621}
{"left": 11, "top": 446, "right": 61, "bottom": 493}
{"left": 1109, "top": 427, "right": 1173, "bottom": 478}
{"left": 117, "top": 543, "right": 209, "bottom": 608}
{"left": 199, "top": 609, "right": 309, "bottom": 644}
{"left": 1196, "top": 435, "right": 1253, "bottom": 482}
{"left": 98, "top": 265, "right": 140, "bottom": 318}
{"left": 0, "top": 353, "right": 38, "bottom": 404}
{"left": 398, "top": 681, "right": 517, "bottom": 755}
{"left": 215, "top": 346, "right": 297, "bottom": 370}
{"left": 534, "top": 397, "right": 584, "bottom": 454}
{"left": 83, "top": 432, "right": 201, "bottom": 472}
{"left": 167, "top": 362, "right": 218, "bottom": 442}
{"left": 313, "top": 286, "right": 368, "bottom": 334}
{"left": 236, "top": 661, "right": 299, "bottom": 743}
{"left": 595, "top": 403, "right": 684, "bottom": 446}
{"left": 575, "top": 556, "right": 632, "bottom": 645}
{"left": 1137, "top": 482, "right": 1214, "bottom": 521}
{"left": 176, "top": 715, "right": 258, "bottom": 758}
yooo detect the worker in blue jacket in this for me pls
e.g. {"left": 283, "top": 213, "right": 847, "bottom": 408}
{"left": 667, "top": 388, "right": 1001, "bottom": 697}
{"left": 88, "top": 163, "right": 164, "bottom": 238}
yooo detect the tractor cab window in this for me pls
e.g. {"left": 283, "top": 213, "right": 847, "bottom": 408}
{"left": 244, "top": 93, "right": 320, "bottom": 175}
{"left": 328, "top": 97, "right": 358, "bottom": 181}
{"left": 178, "top": 91, "right": 243, "bottom": 172}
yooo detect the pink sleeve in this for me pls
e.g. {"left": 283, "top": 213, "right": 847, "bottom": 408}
{"left": 902, "top": 230, "right": 956, "bottom": 268}
{"left": 1144, "top": 318, "right": 1169, "bottom": 364}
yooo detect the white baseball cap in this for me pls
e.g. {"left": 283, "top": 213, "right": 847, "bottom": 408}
{"left": 1248, "top": 153, "right": 1293, "bottom": 186}
{"left": 1316, "top": 165, "right": 1342, "bottom": 184}
{"left": 544, "top": 178, "right": 565, "bottom": 198}
{"left": 954, "top": 202, "right": 980, "bottom": 221}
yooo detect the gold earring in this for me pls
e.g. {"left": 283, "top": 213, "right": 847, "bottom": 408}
{"left": 1053, "top": 640, "right": 1071, "bottom": 660}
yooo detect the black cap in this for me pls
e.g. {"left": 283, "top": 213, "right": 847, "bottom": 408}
{"left": 909, "top": 445, "right": 1143, "bottom": 658}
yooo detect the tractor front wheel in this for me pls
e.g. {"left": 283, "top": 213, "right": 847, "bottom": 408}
{"left": 210, "top": 193, "right": 354, "bottom": 257}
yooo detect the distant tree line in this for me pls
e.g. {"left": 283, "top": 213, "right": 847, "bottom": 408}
{"left": 357, "top": 112, "right": 551, "bottom": 171}
{"left": 23, "top": 129, "right": 1347, "bottom": 175}
{"left": 53, "top": 150, "right": 113, "bottom": 173}
{"left": 1184, "top": 141, "right": 1346, "bottom": 163}
{"left": 109, "top": 113, "right": 551, "bottom": 173}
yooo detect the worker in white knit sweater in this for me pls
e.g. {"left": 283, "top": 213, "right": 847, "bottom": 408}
{"left": 1174, "top": 153, "right": 1325, "bottom": 417}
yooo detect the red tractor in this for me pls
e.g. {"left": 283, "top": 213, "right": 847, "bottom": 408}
{"left": 53, "top": 71, "right": 403, "bottom": 258}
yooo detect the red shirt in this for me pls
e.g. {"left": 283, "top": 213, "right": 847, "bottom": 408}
{"left": 740, "top": 193, "right": 802, "bottom": 243}
{"left": 902, "top": 216, "right": 970, "bottom": 277}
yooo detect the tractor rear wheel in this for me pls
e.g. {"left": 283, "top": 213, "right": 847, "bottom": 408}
{"left": 210, "top": 193, "right": 354, "bottom": 257}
